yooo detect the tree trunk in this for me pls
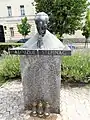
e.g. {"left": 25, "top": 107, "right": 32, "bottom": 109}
{"left": 85, "top": 38, "right": 88, "bottom": 48}
{"left": 23, "top": 35, "right": 26, "bottom": 39}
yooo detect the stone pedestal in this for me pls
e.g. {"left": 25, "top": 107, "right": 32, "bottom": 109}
{"left": 20, "top": 55, "right": 61, "bottom": 113}
{"left": 9, "top": 29, "right": 71, "bottom": 114}
{"left": 9, "top": 12, "right": 71, "bottom": 115}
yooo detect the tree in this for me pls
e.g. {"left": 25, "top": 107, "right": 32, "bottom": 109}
{"left": 35, "top": 0, "right": 88, "bottom": 37}
{"left": 82, "top": 8, "right": 90, "bottom": 48}
{"left": 17, "top": 17, "right": 31, "bottom": 38}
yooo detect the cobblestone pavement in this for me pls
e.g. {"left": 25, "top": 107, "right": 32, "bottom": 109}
{"left": 0, "top": 80, "right": 90, "bottom": 120}
{"left": 0, "top": 80, "right": 24, "bottom": 120}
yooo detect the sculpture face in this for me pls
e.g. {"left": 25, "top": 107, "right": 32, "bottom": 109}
{"left": 35, "top": 12, "right": 49, "bottom": 37}
{"left": 35, "top": 12, "right": 49, "bottom": 48}
{"left": 36, "top": 20, "right": 47, "bottom": 37}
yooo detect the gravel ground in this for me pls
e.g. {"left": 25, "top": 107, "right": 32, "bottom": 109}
{"left": 0, "top": 80, "right": 90, "bottom": 120}
{"left": 60, "top": 84, "right": 90, "bottom": 120}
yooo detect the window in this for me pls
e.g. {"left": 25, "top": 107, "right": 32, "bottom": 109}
{"left": 10, "top": 27, "right": 14, "bottom": 37}
{"left": 7, "top": 6, "right": 12, "bottom": 16}
{"left": 20, "top": 5, "right": 25, "bottom": 16}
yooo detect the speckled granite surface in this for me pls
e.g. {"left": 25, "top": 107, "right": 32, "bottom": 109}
{"left": 20, "top": 55, "right": 61, "bottom": 113}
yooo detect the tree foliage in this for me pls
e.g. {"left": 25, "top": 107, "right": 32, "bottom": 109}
{"left": 17, "top": 17, "right": 31, "bottom": 38}
{"left": 82, "top": 9, "right": 90, "bottom": 39}
{"left": 82, "top": 8, "right": 90, "bottom": 47}
{"left": 35, "top": 0, "right": 88, "bottom": 37}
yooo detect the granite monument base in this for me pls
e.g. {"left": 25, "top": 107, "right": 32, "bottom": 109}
{"left": 20, "top": 55, "right": 61, "bottom": 114}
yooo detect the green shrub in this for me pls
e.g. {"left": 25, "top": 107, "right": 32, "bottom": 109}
{"left": 0, "top": 54, "right": 20, "bottom": 81}
{"left": 0, "top": 49, "right": 90, "bottom": 84}
{"left": 0, "top": 43, "right": 23, "bottom": 55}
{"left": 62, "top": 51, "right": 90, "bottom": 83}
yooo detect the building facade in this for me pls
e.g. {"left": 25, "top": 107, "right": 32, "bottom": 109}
{"left": 0, "top": 0, "right": 36, "bottom": 42}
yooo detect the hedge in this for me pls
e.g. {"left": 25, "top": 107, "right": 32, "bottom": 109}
{"left": 0, "top": 43, "right": 23, "bottom": 55}
{"left": 62, "top": 50, "right": 90, "bottom": 83}
{"left": 63, "top": 38, "right": 90, "bottom": 44}
{"left": 0, "top": 54, "right": 20, "bottom": 81}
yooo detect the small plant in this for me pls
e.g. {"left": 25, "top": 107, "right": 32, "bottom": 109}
{"left": 17, "top": 17, "right": 31, "bottom": 39}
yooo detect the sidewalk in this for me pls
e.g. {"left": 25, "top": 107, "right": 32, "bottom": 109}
{"left": 0, "top": 80, "right": 90, "bottom": 120}
{"left": 60, "top": 84, "right": 90, "bottom": 120}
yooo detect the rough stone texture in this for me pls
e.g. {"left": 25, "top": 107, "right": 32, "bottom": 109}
{"left": 20, "top": 55, "right": 61, "bottom": 114}
{"left": 60, "top": 84, "right": 90, "bottom": 120}
{"left": 0, "top": 80, "right": 24, "bottom": 120}
{"left": 1, "top": 80, "right": 90, "bottom": 120}
{"left": 0, "top": 80, "right": 62, "bottom": 120}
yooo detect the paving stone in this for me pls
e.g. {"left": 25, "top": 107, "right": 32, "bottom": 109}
{"left": 0, "top": 114, "right": 3, "bottom": 118}
{"left": 3, "top": 112, "right": 10, "bottom": 117}
{"left": 0, "top": 80, "right": 90, "bottom": 120}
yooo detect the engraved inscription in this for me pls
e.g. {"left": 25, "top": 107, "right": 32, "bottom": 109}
{"left": 9, "top": 49, "right": 71, "bottom": 56}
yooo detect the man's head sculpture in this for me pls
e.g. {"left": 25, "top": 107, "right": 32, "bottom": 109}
{"left": 35, "top": 12, "right": 49, "bottom": 37}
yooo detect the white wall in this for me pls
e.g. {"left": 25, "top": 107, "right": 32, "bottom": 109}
{"left": 0, "top": 0, "right": 36, "bottom": 42}
{"left": 0, "top": 0, "right": 35, "bottom": 17}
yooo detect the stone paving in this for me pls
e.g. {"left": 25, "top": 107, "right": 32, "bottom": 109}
{"left": 0, "top": 80, "right": 24, "bottom": 120}
{"left": 0, "top": 80, "right": 90, "bottom": 120}
{"left": 60, "top": 84, "right": 90, "bottom": 120}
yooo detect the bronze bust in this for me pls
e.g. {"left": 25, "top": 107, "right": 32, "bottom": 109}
{"left": 35, "top": 12, "right": 49, "bottom": 48}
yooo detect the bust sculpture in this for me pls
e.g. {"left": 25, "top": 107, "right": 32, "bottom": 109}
{"left": 22, "top": 12, "right": 65, "bottom": 50}
{"left": 35, "top": 12, "right": 49, "bottom": 48}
